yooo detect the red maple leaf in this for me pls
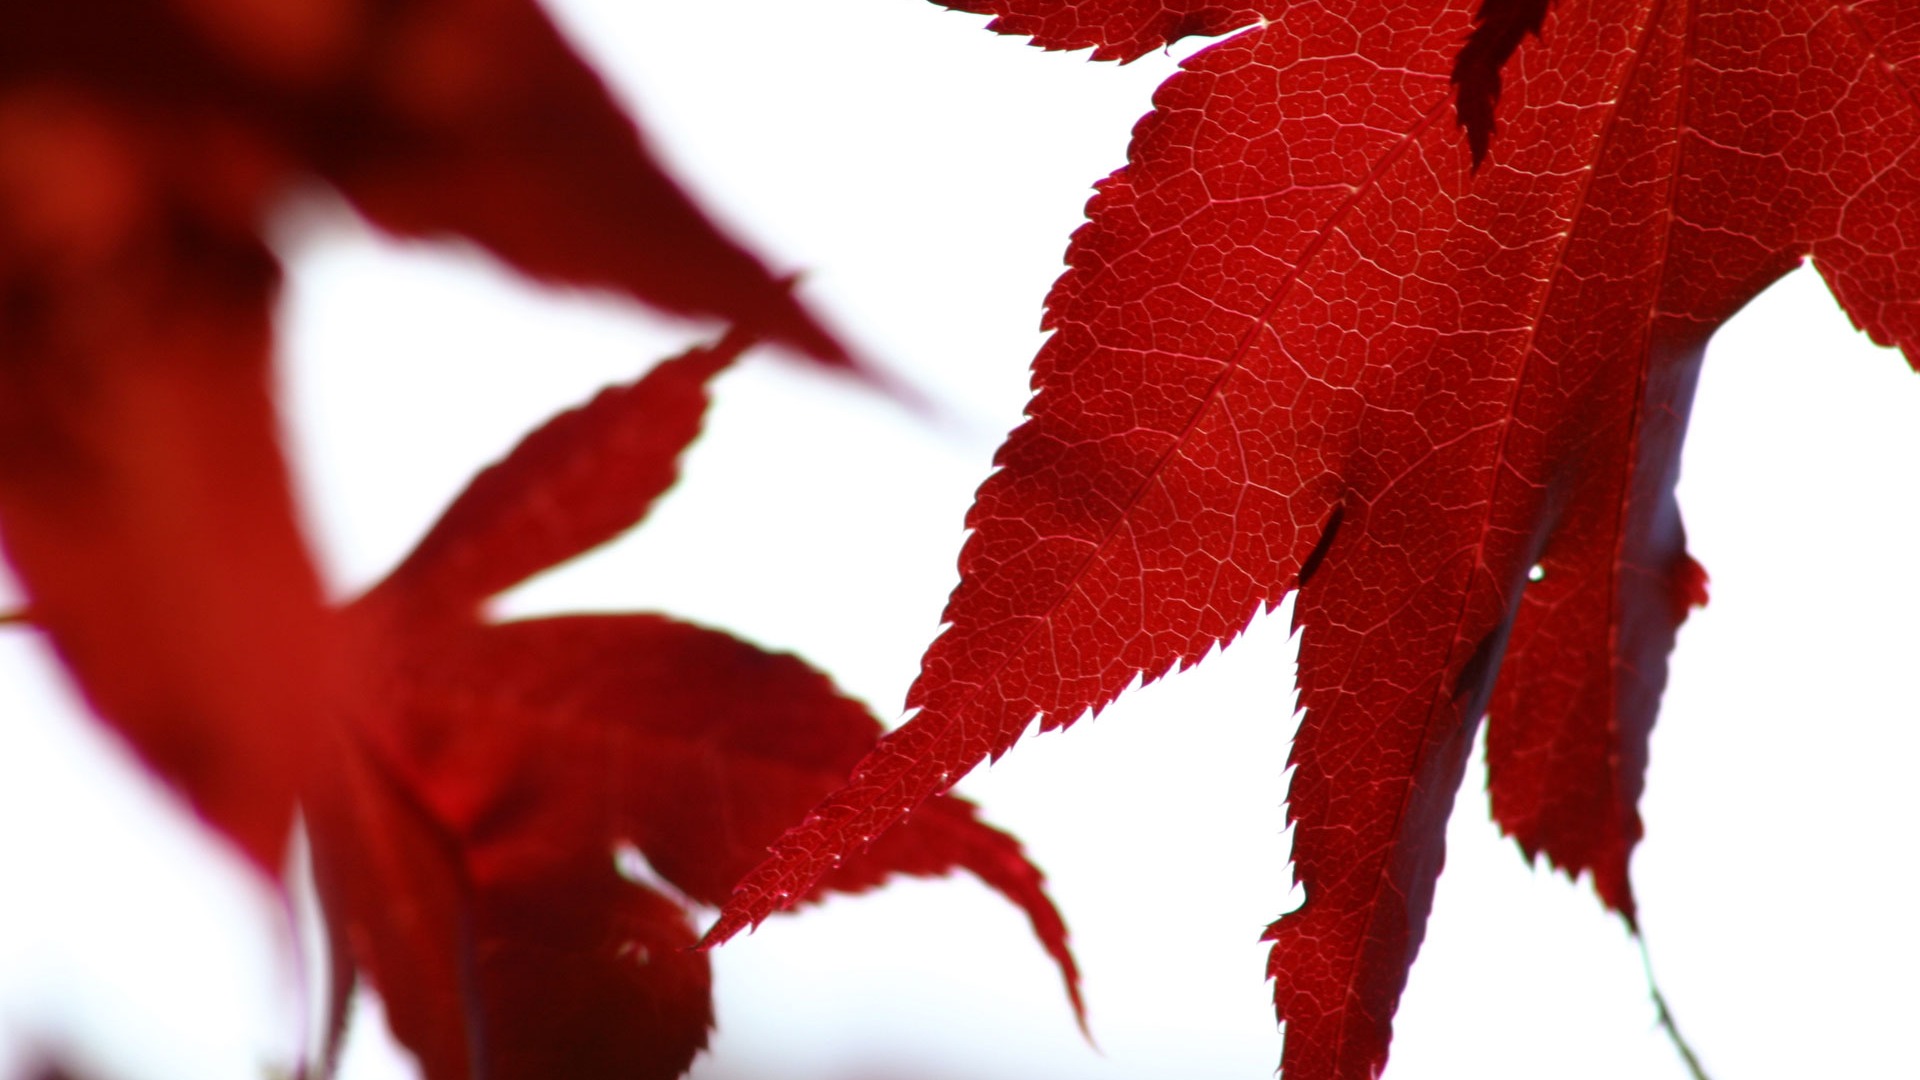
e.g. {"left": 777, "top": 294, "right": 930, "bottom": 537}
{"left": 710, "top": 1, "right": 1920, "bottom": 1077}
{"left": 313, "top": 332, "right": 1080, "bottom": 1079}
{"left": 2, "top": 5, "right": 1084, "bottom": 1076}
{"left": 0, "top": 0, "right": 847, "bottom": 872}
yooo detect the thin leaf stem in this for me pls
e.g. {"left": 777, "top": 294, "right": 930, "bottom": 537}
{"left": 1639, "top": 935, "right": 1712, "bottom": 1080}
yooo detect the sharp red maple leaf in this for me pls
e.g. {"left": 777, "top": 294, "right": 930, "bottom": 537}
{"left": 312, "top": 335, "right": 1080, "bottom": 1080}
{"left": 0, "top": 0, "right": 849, "bottom": 872}
{"left": 715, "top": 1, "right": 1920, "bottom": 1077}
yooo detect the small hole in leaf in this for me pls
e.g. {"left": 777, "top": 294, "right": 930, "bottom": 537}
{"left": 1527, "top": 563, "right": 1546, "bottom": 583}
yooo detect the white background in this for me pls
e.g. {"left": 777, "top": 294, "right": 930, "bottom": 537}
{"left": 2, "top": 2, "right": 1917, "bottom": 1078}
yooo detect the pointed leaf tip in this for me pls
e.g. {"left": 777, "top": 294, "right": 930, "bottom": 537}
{"left": 821, "top": 793, "right": 1086, "bottom": 1029}
{"left": 306, "top": 0, "right": 852, "bottom": 365}
{"left": 370, "top": 330, "right": 751, "bottom": 617}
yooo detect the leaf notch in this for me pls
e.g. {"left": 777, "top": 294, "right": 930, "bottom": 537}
{"left": 1451, "top": 0, "right": 1556, "bottom": 167}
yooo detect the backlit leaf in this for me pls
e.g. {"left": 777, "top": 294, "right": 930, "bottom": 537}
{"left": 715, "top": 2, "right": 1920, "bottom": 1076}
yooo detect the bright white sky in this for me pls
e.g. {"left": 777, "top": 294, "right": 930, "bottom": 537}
{"left": 3, "top": 2, "right": 1918, "bottom": 1079}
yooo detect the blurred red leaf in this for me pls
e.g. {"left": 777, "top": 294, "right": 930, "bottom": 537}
{"left": 0, "top": 91, "right": 329, "bottom": 867}
{"left": 291, "top": 0, "right": 849, "bottom": 364}
{"left": 715, "top": 1, "right": 1920, "bottom": 1077}
{"left": 370, "top": 331, "right": 747, "bottom": 617}
{"left": 308, "top": 725, "right": 482, "bottom": 1080}
{"left": 307, "top": 336, "right": 1078, "bottom": 1079}
{"left": 0, "top": 0, "right": 853, "bottom": 874}
{"left": 1, "top": 5, "right": 990, "bottom": 1076}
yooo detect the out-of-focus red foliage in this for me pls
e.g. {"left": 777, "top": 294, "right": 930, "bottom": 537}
{"left": 0, "top": 4, "right": 1075, "bottom": 1077}
{"left": 0, "top": 0, "right": 850, "bottom": 872}
{"left": 309, "top": 335, "right": 1079, "bottom": 1079}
